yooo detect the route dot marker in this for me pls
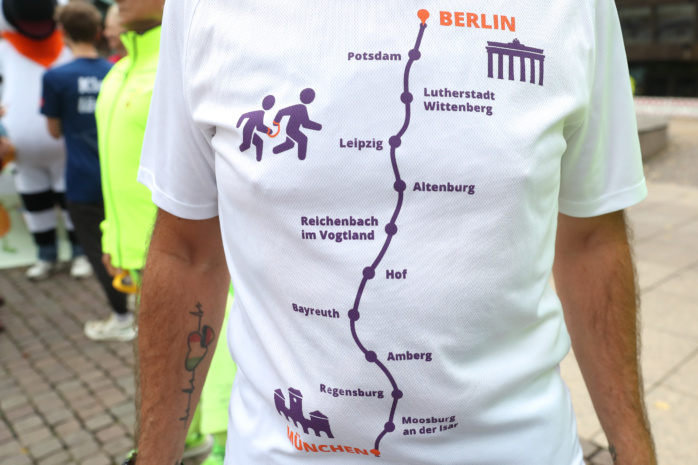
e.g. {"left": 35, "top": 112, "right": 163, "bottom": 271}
{"left": 385, "top": 223, "right": 398, "bottom": 236}
{"left": 394, "top": 180, "right": 407, "bottom": 192}
{"left": 392, "top": 389, "right": 403, "bottom": 399}
{"left": 389, "top": 136, "right": 401, "bottom": 148}
{"left": 418, "top": 9, "right": 430, "bottom": 25}
{"left": 348, "top": 309, "right": 360, "bottom": 321}
{"left": 370, "top": 449, "right": 381, "bottom": 457}
{"left": 408, "top": 49, "right": 421, "bottom": 60}
{"left": 384, "top": 422, "right": 396, "bottom": 433}
{"left": 365, "top": 351, "right": 378, "bottom": 363}
{"left": 363, "top": 267, "right": 376, "bottom": 279}
{"left": 401, "top": 92, "right": 413, "bottom": 104}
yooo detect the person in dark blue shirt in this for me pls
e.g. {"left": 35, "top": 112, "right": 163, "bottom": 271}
{"left": 42, "top": 1, "right": 132, "bottom": 340}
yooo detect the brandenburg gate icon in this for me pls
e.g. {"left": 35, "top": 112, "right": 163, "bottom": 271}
{"left": 486, "top": 39, "right": 545, "bottom": 86}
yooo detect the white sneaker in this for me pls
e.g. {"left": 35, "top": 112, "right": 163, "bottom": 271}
{"left": 126, "top": 293, "right": 137, "bottom": 312}
{"left": 84, "top": 313, "right": 136, "bottom": 342}
{"left": 70, "top": 255, "right": 93, "bottom": 279}
{"left": 26, "top": 260, "right": 54, "bottom": 281}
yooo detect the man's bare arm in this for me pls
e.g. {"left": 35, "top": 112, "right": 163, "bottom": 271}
{"left": 554, "top": 211, "right": 656, "bottom": 465}
{"left": 136, "top": 209, "right": 230, "bottom": 464}
{"left": 46, "top": 117, "right": 62, "bottom": 139}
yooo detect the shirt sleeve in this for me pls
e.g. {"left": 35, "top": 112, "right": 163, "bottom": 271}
{"left": 558, "top": 0, "right": 647, "bottom": 218}
{"left": 138, "top": 0, "right": 218, "bottom": 220}
{"left": 41, "top": 71, "right": 62, "bottom": 118}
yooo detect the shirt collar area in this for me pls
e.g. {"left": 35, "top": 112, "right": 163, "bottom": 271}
{"left": 120, "top": 25, "right": 161, "bottom": 61}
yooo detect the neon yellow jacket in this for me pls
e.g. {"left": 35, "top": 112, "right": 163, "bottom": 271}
{"left": 96, "top": 27, "right": 160, "bottom": 270}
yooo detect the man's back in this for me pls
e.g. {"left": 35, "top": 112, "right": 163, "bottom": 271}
{"left": 42, "top": 58, "right": 112, "bottom": 203}
{"left": 137, "top": 1, "right": 651, "bottom": 464}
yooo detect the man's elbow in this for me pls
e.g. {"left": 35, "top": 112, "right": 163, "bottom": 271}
{"left": 148, "top": 210, "right": 228, "bottom": 273}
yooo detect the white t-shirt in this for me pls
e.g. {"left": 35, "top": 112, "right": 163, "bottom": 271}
{"left": 139, "top": 1, "right": 646, "bottom": 464}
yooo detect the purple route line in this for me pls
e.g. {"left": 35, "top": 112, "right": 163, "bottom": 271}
{"left": 347, "top": 19, "right": 427, "bottom": 456}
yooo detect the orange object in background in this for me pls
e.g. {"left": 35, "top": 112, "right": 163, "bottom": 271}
{"left": 0, "top": 203, "right": 10, "bottom": 238}
{"left": 112, "top": 270, "right": 138, "bottom": 294}
{"left": 1, "top": 144, "right": 15, "bottom": 170}
{"left": 1, "top": 30, "right": 64, "bottom": 68}
{"left": 0, "top": 143, "right": 16, "bottom": 246}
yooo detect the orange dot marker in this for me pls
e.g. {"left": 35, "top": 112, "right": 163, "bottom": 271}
{"left": 370, "top": 449, "right": 381, "bottom": 457}
{"left": 418, "top": 9, "right": 429, "bottom": 25}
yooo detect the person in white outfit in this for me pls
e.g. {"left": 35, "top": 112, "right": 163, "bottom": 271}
{"left": 0, "top": 0, "right": 91, "bottom": 280}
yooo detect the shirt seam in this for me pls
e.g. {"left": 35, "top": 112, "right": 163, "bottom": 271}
{"left": 559, "top": 177, "right": 646, "bottom": 207}
{"left": 140, "top": 166, "right": 218, "bottom": 212}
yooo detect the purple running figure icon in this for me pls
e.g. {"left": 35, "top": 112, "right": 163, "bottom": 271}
{"left": 237, "top": 94, "right": 276, "bottom": 161}
{"left": 272, "top": 88, "right": 322, "bottom": 160}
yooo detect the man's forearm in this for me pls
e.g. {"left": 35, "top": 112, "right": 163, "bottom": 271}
{"left": 136, "top": 213, "right": 229, "bottom": 464}
{"left": 554, "top": 212, "right": 656, "bottom": 465}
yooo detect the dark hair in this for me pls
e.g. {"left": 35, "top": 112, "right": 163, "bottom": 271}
{"left": 57, "top": 1, "right": 102, "bottom": 44}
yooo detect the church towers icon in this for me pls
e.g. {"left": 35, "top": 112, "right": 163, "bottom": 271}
{"left": 274, "top": 388, "right": 334, "bottom": 438}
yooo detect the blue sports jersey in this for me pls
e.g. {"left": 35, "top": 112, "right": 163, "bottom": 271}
{"left": 41, "top": 57, "right": 112, "bottom": 203}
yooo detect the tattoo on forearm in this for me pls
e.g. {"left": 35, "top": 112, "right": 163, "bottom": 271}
{"left": 179, "top": 302, "right": 215, "bottom": 423}
{"left": 609, "top": 445, "right": 618, "bottom": 463}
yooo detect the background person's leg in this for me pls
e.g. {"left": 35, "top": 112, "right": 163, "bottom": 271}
{"left": 19, "top": 189, "right": 58, "bottom": 279}
{"left": 48, "top": 160, "right": 91, "bottom": 277}
{"left": 68, "top": 202, "right": 128, "bottom": 315}
{"left": 76, "top": 203, "right": 135, "bottom": 342}
{"left": 15, "top": 162, "right": 60, "bottom": 279}
{"left": 54, "top": 192, "right": 82, "bottom": 255}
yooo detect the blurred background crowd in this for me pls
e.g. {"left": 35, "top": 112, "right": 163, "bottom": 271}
{"left": 0, "top": 0, "right": 234, "bottom": 464}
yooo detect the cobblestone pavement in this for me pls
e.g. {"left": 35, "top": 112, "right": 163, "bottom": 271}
{"left": 0, "top": 269, "right": 136, "bottom": 465}
{"left": 2, "top": 182, "right": 697, "bottom": 464}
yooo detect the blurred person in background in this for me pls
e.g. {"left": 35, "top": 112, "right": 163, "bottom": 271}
{"left": 41, "top": 1, "right": 132, "bottom": 341}
{"left": 0, "top": 105, "right": 11, "bottom": 162}
{"left": 103, "top": 3, "right": 126, "bottom": 63}
{"left": 93, "top": 0, "right": 163, "bottom": 339}
{"left": 0, "top": 116, "right": 7, "bottom": 333}
{"left": 0, "top": 0, "right": 91, "bottom": 280}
